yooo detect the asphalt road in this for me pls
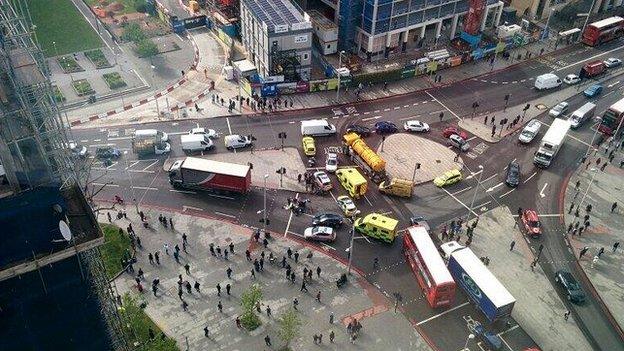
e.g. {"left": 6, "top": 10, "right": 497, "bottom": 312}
{"left": 72, "top": 40, "right": 624, "bottom": 350}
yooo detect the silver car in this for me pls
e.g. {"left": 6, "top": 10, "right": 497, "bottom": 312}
{"left": 549, "top": 102, "right": 569, "bottom": 118}
{"left": 448, "top": 134, "right": 470, "bottom": 152}
{"left": 303, "top": 226, "right": 336, "bottom": 242}
{"left": 518, "top": 120, "right": 541, "bottom": 144}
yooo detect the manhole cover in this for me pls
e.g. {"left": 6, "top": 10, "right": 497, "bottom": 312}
{"left": 536, "top": 104, "right": 548, "bottom": 110}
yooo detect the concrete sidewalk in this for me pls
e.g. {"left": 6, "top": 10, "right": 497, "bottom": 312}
{"left": 563, "top": 144, "right": 624, "bottom": 331}
{"left": 440, "top": 206, "right": 592, "bottom": 351}
{"left": 107, "top": 208, "right": 430, "bottom": 351}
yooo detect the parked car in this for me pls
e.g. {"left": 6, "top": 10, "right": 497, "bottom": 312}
{"left": 603, "top": 57, "right": 622, "bottom": 68}
{"left": 518, "top": 119, "right": 541, "bottom": 144}
{"left": 95, "top": 146, "right": 121, "bottom": 159}
{"left": 505, "top": 161, "right": 521, "bottom": 187}
{"left": 563, "top": 74, "right": 581, "bottom": 85}
{"left": 336, "top": 195, "right": 358, "bottom": 217}
{"left": 521, "top": 209, "right": 542, "bottom": 238}
{"left": 312, "top": 213, "right": 344, "bottom": 227}
{"left": 448, "top": 134, "right": 470, "bottom": 152}
{"left": 69, "top": 142, "right": 88, "bottom": 158}
{"left": 346, "top": 124, "right": 371, "bottom": 137}
{"left": 189, "top": 127, "right": 218, "bottom": 139}
{"left": 583, "top": 84, "right": 603, "bottom": 98}
{"left": 303, "top": 226, "right": 336, "bottom": 242}
{"left": 403, "top": 120, "right": 430, "bottom": 132}
{"left": 555, "top": 270, "right": 586, "bottom": 303}
{"left": 442, "top": 126, "right": 468, "bottom": 140}
{"left": 549, "top": 102, "right": 569, "bottom": 118}
{"left": 325, "top": 153, "right": 338, "bottom": 173}
{"left": 374, "top": 121, "right": 398, "bottom": 134}
{"left": 433, "top": 169, "right": 462, "bottom": 187}
{"left": 224, "top": 134, "right": 253, "bottom": 149}
{"left": 302, "top": 136, "right": 316, "bottom": 156}
{"left": 313, "top": 171, "right": 332, "bottom": 191}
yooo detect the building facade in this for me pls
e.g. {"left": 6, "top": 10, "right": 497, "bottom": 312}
{"left": 354, "top": 0, "right": 504, "bottom": 60}
{"left": 240, "top": 0, "right": 313, "bottom": 81}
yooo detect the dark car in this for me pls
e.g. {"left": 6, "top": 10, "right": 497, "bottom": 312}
{"left": 312, "top": 213, "right": 343, "bottom": 228}
{"left": 374, "top": 121, "right": 398, "bottom": 134}
{"left": 555, "top": 270, "right": 586, "bottom": 303}
{"left": 346, "top": 124, "right": 371, "bottom": 137}
{"left": 95, "top": 146, "right": 121, "bottom": 159}
{"left": 505, "top": 161, "right": 521, "bottom": 187}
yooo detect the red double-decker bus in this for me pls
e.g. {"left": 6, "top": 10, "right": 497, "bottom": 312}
{"left": 403, "top": 226, "right": 456, "bottom": 308}
{"left": 582, "top": 16, "right": 624, "bottom": 46}
{"left": 599, "top": 97, "right": 624, "bottom": 135}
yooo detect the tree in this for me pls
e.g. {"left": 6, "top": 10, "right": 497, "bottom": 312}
{"left": 277, "top": 308, "right": 303, "bottom": 349}
{"left": 122, "top": 22, "right": 146, "bottom": 43}
{"left": 134, "top": 0, "right": 148, "bottom": 13}
{"left": 135, "top": 39, "right": 159, "bottom": 58}
{"left": 240, "top": 284, "right": 262, "bottom": 330}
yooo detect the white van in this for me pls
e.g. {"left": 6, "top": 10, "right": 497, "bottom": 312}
{"left": 301, "top": 119, "right": 337, "bottom": 136}
{"left": 135, "top": 129, "right": 169, "bottom": 142}
{"left": 224, "top": 134, "right": 252, "bottom": 149}
{"left": 181, "top": 134, "right": 213, "bottom": 152}
{"left": 570, "top": 102, "right": 596, "bottom": 129}
{"left": 518, "top": 119, "right": 541, "bottom": 144}
{"left": 534, "top": 73, "right": 562, "bottom": 90}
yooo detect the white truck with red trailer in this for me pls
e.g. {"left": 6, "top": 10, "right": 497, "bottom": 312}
{"left": 168, "top": 157, "right": 251, "bottom": 193}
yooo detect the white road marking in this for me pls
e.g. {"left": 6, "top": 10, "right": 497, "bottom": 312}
{"left": 403, "top": 105, "right": 410, "bottom": 108}
{"left": 320, "top": 243, "right": 336, "bottom": 251}
{"left": 80, "top": 139, "right": 89, "bottom": 143}
{"left": 92, "top": 182, "right": 120, "bottom": 187}
{"left": 182, "top": 205, "right": 203, "bottom": 212}
{"left": 128, "top": 170, "right": 156, "bottom": 174}
{"left": 540, "top": 183, "right": 548, "bottom": 198}
{"left": 466, "top": 136, "right": 478, "bottom": 142}
{"left": 142, "top": 160, "right": 159, "bottom": 171}
{"left": 363, "top": 194, "right": 373, "bottom": 207}
{"left": 284, "top": 193, "right": 299, "bottom": 237}
{"left": 486, "top": 182, "right": 504, "bottom": 192}
{"left": 169, "top": 189, "right": 196, "bottom": 194}
{"left": 499, "top": 188, "right": 515, "bottom": 198}
{"left": 524, "top": 171, "right": 537, "bottom": 184}
{"left": 362, "top": 115, "right": 382, "bottom": 122}
{"left": 93, "top": 139, "right": 101, "bottom": 142}
{"left": 89, "top": 143, "right": 116, "bottom": 147}
{"left": 374, "top": 110, "right": 380, "bottom": 113}
{"left": 131, "top": 186, "right": 158, "bottom": 191}
{"left": 607, "top": 81, "right": 620, "bottom": 88}
{"left": 481, "top": 173, "right": 498, "bottom": 183}
{"left": 125, "top": 161, "right": 140, "bottom": 169}
{"left": 442, "top": 188, "right": 478, "bottom": 217}
{"left": 472, "top": 200, "right": 491, "bottom": 210}
{"left": 399, "top": 115, "right": 420, "bottom": 121}
{"left": 604, "top": 90, "right": 614, "bottom": 97}
{"left": 451, "top": 186, "right": 472, "bottom": 195}
{"left": 207, "top": 193, "right": 235, "bottom": 200}
{"left": 226, "top": 117, "right": 233, "bottom": 134}
{"left": 556, "top": 46, "right": 624, "bottom": 72}
{"left": 108, "top": 136, "right": 133, "bottom": 141}
{"left": 425, "top": 91, "right": 461, "bottom": 121}
{"left": 363, "top": 111, "right": 371, "bottom": 115}
{"left": 416, "top": 301, "right": 470, "bottom": 325}
{"left": 215, "top": 211, "right": 237, "bottom": 218}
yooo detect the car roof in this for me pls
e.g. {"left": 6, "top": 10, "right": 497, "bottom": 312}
{"left": 446, "top": 169, "right": 461, "bottom": 177}
{"left": 524, "top": 209, "right": 539, "bottom": 219}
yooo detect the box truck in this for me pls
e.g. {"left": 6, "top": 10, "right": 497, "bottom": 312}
{"left": 168, "top": 157, "right": 251, "bottom": 193}
{"left": 132, "top": 133, "right": 170, "bottom": 157}
{"left": 533, "top": 118, "right": 571, "bottom": 168}
{"left": 447, "top": 246, "right": 516, "bottom": 322}
{"left": 378, "top": 178, "right": 414, "bottom": 197}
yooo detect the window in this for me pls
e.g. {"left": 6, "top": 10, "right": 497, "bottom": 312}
{"left": 272, "top": 40, "right": 278, "bottom": 46}
{"left": 304, "top": 53, "right": 309, "bottom": 60}
{"left": 327, "top": 44, "right": 331, "bottom": 49}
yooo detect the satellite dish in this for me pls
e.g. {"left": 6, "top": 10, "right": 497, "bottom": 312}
{"left": 59, "top": 220, "right": 72, "bottom": 241}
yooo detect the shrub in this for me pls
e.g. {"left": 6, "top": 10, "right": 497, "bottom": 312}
{"left": 122, "top": 22, "right": 146, "bottom": 43}
{"left": 134, "top": 0, "right": 148, "bottom": 13}
{"left": 103, "top": 72, "right": 127, "bottom": 89}
{"left": 136, "top": 38, "right": 159, "bottom": 57}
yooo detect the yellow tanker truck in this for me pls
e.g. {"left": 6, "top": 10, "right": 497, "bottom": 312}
{"left": 343, "top": 133, "right": 387, "bottom": 183}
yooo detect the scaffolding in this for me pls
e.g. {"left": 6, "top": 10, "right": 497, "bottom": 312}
{"left": 0, "top": 1, "right": 128, "bottom": 349}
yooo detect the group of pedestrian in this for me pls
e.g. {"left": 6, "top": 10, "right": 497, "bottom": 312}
{"left": 346, "top": 318, "right": 363, "bottom": 343}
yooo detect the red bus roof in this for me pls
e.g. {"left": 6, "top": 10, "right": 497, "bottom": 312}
{"left": 407, "top": 226, "right": 454, "bottom": 286}
{"left": 589, "top": 16, "right": 624, "bottom": 30}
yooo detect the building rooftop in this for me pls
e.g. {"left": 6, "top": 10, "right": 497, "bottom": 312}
{"left": 308, "top": 10, "right": 337, "bottom": 31}
{"left": 243, "top": 0, "right": 310, "bottom": 32}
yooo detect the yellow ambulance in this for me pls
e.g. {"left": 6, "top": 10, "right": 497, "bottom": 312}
{"left": 336, "top": 168, "right": 367, "bottom": 198}
{"left": 354, "top": 213, "right": 399, "bottom": 243}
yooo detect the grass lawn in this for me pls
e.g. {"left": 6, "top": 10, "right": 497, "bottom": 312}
{"left": 27, "top": 0, "right": 103, "bottom": 57}
{"left": 121, "top": 294, "right": 179, "bottom": 351}
{"left": 99, "top": 223, "right": 132, "bottom": 279}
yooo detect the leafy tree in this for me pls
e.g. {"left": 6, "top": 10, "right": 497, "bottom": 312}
{"left": 136, "top": 39, "right": 159, "bottom": 58}
{"left": 134, "top": 0, "right": 148, "bottom": 13}
{"left": 240, "top": 284, "right": 262, "bottom": 330}
{"left": 122, "top": 22, "right": 146, "bottom": 43}
{"left": 277, "top": 308, "right": 303, "bottom": 348}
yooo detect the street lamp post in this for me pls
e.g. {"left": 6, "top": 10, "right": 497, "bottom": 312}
{"left": 336, "top": 50, "right": 346, "bottom": 100}
{"left": 467, "top": 165, "right": 484, "bottom": 220}
{"left": 347, "top": 210, "right": 361, "bottom": 275}
{"left": 585, "top": 117, "right": 602, "bottom": 156}
{"left": 579, "top": 168, "right": 598, "bottom": 210}
{"left": 463, "top": 333, "right": 475, "bottom": 350}
{"left": 580, "top": 0, "right": 598, "bottom": 40}
{"left": 151, "top": 64, "right": 160, "bottom": 117}
{"left": 263, "top": 174, "right": 269, "bottom": 234}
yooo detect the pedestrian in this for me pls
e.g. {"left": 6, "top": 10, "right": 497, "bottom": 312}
{"left": 373, "top": 257, "right": 379, "bottom": 270}
{"left": 259, "top": 257, "right": 264, "bottom": 271}
{"left": 154, "top": 251, "right": 160, "bottom": 265}
{"left": 254, "top": 259, "right": 259, "bottom": 272}
{"left": 175, "top": 244, "right": 180, "bottom": 254}
{"left": 579, "top": 246, "right": 589, "bottom": 259}
{"left": 177, "top": 288, "right": 183, "bottom": 300}
{"left": 586, "top": 204, "right": 592, "bottom": 213}
{"left": 307, "top": 269, "right": 313, "bottom": 281}
{"left": 262, "top": 238, "right": 268, "bottom": 248}
{"left": 601, "top": 162, "right": 607, "bottom": 171}
{"left": 266, "top": 305, "right": 272, "bottom": 317}
{"left": 256, "top": 302, "right": 262, "bottom": 313}
{"left": 564, "top": 310, "right": 570, "bottom": 321}
{"left": 613, "top": 242, "right": 620, "bottom": 253}
{"left": 216, "top": 246, "right": 222, "bottom": 257}
{"left": 250, "top": 268, "right": 255, "bottom": 279}
{"left": 567, "top": 223, "right": 573, "bottom": 233}
{"left": 612, "top": 202, "right": 618, "bottom": 213}
{"left": 163, "top": 243, "right": 170, "bottom": 255}
{"left": 194, "top": 281, "right": 201, "bottom": 293}
{"left": 294, "top": 251, "right": 299, "bottom": 263}
{"left": 229, "top": 242, "right": 234, "bottom": 254}
{"left": 182, "top": 241, "right": 188, "bottom": 253}
{"left": 286, "top": 266, "right": 291, "bottom": 279}
{"left": 313, "top": 334, "right": 318, "bottom": 344}
{"left": 329, "top": 312, "right": 334, "bottom": 324}
{"left": 107, "top": 212, "right": 112, "bottom": 222}
{"left": 227, "top": 267, "right": 233, "bottom": 279}
{"left": 281, "top": 256, "right": 287, "bottom": 268}
{"left": 264, "top": 335, "right": 272, "bottom": 346}
{"left": 184, "top": 263, "right": 190, "bottom": 275}
{"left": 509, "top": 240, "right": 516, "bottom": 251}
{"left": 148, "top": 253, "right": 154, "bottom": 265}
{"left": 318, "top": 333, "right": 323, "bottom": 344}
{"left": 182, "top": 300, "right": 189, "bottom": 311}
{"left": 210, "top": 243, "right": 215, "bottom": 256}
{"left": 216, "top": 283, "right": 221, "bottom": 296}
{"left": 173, "top": 251, "right": 180, "bottom": 263}
{"left": 293, "top": 297, "right": 299, "bottom": 310}
{"left": 224, "top": 249, "right": 229, "bottom": 260}
{"left": 218, "top": 300, "right": 223, "bottom": 313}
{"left": 287, "top": 247, "right": 293, "bottom": 259}
{"left": 591, "top": 255, "right": 599, "bottom": 268}
{"left": 568, "top": 202, "right": 575, "bottom": 214}
{"left": 303, "top": 267, "right": 308, "bottom": 279}
{"left": 330, "top": 330, "right": 335, "bottom": 343}
{"left": 584, "top": 220, "right": 590, "bottom": 230}
{"left": 236, "top": 316, "right": 241, "bottom": 328}
{"left": 316, "top": 290, "right": 321, "bottom": 302}
{"left": 300, "top": 280, "right": 308, "bottom": 292}
{"left": 169, "top": 218, "right": 174, "bottom": 230}
{"left": 152, "top": 284, "right": 158, "bottom": 296}
{"left": 298, "top": 173, "right": 302, "bottom": 183}
{"left": 185, "top": 281, "right": 192, "bottom": 294}
{"left": 578, "top": 226, "right": 584, "bottom": 236}
{"left": 316, "top": 266, "right": 322, "bottom": 278}
{"left": 598, "top": 247, "right": 605, "bottom": 258}
{"left": 245, "top": 249, "right": 251, "bottom": 261}
{"left": 484, "top": 115, "right": 488, "bottom": 125}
